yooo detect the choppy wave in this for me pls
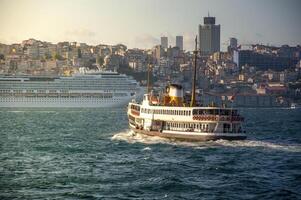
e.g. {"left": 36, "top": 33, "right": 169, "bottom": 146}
{"left": 112, "top": 130, "right": 301, "bottom": 152}
{"left": 1, "top": 107, "right": 300, "bottom": 199}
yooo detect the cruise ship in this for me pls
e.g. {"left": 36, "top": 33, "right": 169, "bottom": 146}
{"left": 0, "top": 68, "right": 141, "bottom": 107}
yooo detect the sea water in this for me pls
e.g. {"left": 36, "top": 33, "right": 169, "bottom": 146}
{"left": 0, "top": 108, "right": 300, "bottom": 199}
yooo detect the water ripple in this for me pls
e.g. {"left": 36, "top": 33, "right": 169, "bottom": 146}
{"left": 0, "top": 108, "right": 300, "bottom": 199}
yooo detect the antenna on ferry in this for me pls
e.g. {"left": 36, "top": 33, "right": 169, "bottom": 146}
{"left": 190, "top": 36, "right": 198, "bottom": 107}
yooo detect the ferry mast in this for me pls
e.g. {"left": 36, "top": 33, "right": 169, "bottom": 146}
{"left": 190, "top": 36, "right": 198, "bottom": 107}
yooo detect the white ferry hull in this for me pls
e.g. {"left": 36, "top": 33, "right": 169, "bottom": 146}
{"left": 130, "top": 126, "right": 247, "bottom": 141}
{"left": 0, "top": 96, "right": 134, "bottom": 108}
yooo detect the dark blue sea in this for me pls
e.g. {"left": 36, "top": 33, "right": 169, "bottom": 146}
{"left": 0, "top": 108, "right": 300, "bottom": 199}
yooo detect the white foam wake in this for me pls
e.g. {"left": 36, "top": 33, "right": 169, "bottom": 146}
{"left": 111, "top": 130, "right": 301, "bottom": 152}
{"left": 112, "top": 130, "right": 218, "bottom": 148}
{"left": 215, "top": 139, "right": 301, "bottom": 152}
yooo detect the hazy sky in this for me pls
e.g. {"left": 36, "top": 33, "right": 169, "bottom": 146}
{"left": 0, "top": 0, "right": 300, "bottom": 50}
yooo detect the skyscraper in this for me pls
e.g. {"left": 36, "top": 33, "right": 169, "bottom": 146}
{"left": 229, "top": 37, "right": 238, "bottom": 49}
{"left": 176, "top": 36, "right": 183, "bottom": 51}
{"left": 228, "top": 37, "right": 238, "bottom": 52}
{"left": 199, "top": 16, "right": 220, "bottom": 55}
{"left": 161, "top": 36, "right": 168, "bottom": 49}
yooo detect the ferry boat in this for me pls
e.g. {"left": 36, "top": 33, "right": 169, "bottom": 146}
{"left": 0, "top": 68, "right": 141, "bottom": 107}
{"left": 127, "top": 85, "right": 246, "bottom": 141}
{"left": 127, "top": 37, "right": 246, "bottom": 141}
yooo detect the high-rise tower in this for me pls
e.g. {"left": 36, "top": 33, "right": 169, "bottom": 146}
{"left": 198, "top": 16, "right": 220, "bottom": 55}
{"left": 161, "top": 36, "right": 168, "bottom": 49}
{"left": 176, "top": 36, "right": 183, "bottom": 51}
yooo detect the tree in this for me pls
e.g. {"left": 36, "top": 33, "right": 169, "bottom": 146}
{"left": 53, "top": 53, "right": 63, "bottom": 60}
{"left": 44, "top": 53, "right": 52, "bottom": 60}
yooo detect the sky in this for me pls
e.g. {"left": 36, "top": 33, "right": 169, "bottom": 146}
{"left": 0, "top": 0, "right": 300, "bottom": 50}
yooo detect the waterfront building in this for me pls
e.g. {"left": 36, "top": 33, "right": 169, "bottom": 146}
{"left": 238, "top": 50, "right": 299, "bottom": 70}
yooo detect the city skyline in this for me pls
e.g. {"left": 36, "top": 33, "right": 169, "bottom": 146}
{"left": 0, "top": 0, "right": 300, "bottom": 50}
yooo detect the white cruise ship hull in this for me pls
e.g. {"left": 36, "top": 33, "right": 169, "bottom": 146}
{"left": 0, "top": 96, "right": 134, "bottom": 108}
{"left": 0, "top": 70, "right": 142, "bottom": 108}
